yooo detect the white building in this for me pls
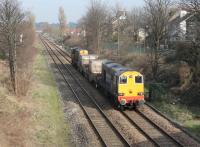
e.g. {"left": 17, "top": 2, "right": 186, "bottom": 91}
{"left": 168, "top": 10, "right": 195, "bottom": 42}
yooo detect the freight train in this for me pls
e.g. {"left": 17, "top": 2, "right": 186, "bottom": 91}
{"left": 71, "top": 47, "right": 145, "bottom": 110}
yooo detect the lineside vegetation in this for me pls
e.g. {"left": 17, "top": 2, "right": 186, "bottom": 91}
{"left": 0, "top": 0, "right": 69, "bottom": 146}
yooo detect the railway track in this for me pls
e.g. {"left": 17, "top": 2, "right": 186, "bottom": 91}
{"left": 145, "top": 103, "right": 200, "bottom": 144}
{"left": 137, "top": 105, "right": 200, "bottom": 146}
{"left": 41, "top": 36, "right": 200, "bottom": 147}
{"left": 121, "top": 110, "right": 184, "bottom": 147}
{"left": 40, "top": 36, "right": 131, "bottom": 147}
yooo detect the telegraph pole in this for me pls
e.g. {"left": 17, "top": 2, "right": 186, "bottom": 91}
{"left": 112, "top": 10, "right": 127, "bottom": 59}
{"left": 117, "top": 10, "right": 126, "bottom": 58}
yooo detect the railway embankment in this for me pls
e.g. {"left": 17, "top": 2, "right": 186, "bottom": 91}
{"left": 0, "top": 38, "right": 69, "bottom": 147}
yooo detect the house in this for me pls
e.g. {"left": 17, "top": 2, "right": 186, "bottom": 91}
{"left": 68, "top": 28, "right": 81, "bottom": 36}
{"left": 168, "top": 9, "right": 196, "bottom": 42}
{"left": 186, "top": 14, "right": 199, "bottom": 41}
{"left": 168, "top": 10, "right": 189, "bottom": 41}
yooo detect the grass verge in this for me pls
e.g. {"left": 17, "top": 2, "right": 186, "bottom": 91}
{"left": 30, "top": 40, "right": 69, "bottom": 146}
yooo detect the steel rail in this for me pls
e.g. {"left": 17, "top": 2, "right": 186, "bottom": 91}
{"left": 145, "top": 103, "right": 200, "bottom": 144}
{"left": 134, "top": 109, "right": 184, "bottom": 147}
{"left": 41, "top": 36, "right": 131, "bottom": 147}
{"left": 44, "top": 36, "right": 199, "bottom": 147}
{"left": 40, "top": 37, "right": 107, "bottom": 147}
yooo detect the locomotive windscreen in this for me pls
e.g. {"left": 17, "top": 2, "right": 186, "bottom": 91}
{"left": 135, "top": 76, "right": 143, "bottom": 83}
{"left": 120, "top": 76, "right": 127, "bottom": 84}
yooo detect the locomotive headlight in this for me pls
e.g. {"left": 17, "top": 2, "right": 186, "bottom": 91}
{"left": 138, "top": 92, "right": 144, "bottom": 96}
{"left": 118, "top": 93, "right": 125, "bottom": 96}
{"left": 120, "top": 99, "right": 126, "bottom": 105}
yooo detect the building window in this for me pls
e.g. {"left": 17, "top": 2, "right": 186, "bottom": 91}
{"left": 120, "top": 76, "right": 127, "bottom": 84}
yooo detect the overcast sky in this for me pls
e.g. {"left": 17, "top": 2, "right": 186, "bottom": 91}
{"left": 21, "top": 0, "right": 144, "bottom": 23}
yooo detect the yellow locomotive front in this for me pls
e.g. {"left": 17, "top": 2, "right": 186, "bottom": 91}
{"left": 101, "top": 61, "right": 145, "bottom": 109}
{"left": 117, "top": 71, "right": 145, "bottom": 107}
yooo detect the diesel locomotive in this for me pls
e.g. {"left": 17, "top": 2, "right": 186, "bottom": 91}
{"left": 71, "top": 48, "right": 145, "bottom": 110}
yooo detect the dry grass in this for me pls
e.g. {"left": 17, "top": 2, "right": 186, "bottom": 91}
{"left": 16, "top": 67, "right": 33, "bottom": 96}
{"left": 0, "top": 39, "right": 69, "bottom": 147}
{"left": 0, "top": 61, "right": 34, "bottom": 147}
{"left": 16, "top": 45, "right": 37, "bottom": 96}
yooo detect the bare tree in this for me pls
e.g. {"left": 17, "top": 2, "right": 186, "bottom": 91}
{"left": 0, "top": 0, "right": 24, "bottom": 93}
{"left": 181, "top": 0, "right": 200, "bottom": 13}
{"left": 81, "top": 0, "right": 109, "bottom": 53}
{"left": 144, "top": 0, "right": 172, "bottom": 80}
{"left": 15, "top": 12, "right": 36, "bottom": 96}
{"left": 111, "top": 2, "right": 124, "bottom": 16}
{"left": 126, "top": 8, "right": 143, "bottom": 43}
{"left": 58, "top": 6, "right": 67, "bottom": 38}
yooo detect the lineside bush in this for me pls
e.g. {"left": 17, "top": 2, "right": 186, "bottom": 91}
{"left": 16, "top": 12, "right": 36, "bottom": 96}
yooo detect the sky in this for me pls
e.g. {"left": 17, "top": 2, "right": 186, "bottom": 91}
{"left": 21, "top": 0, "right": 144, "bottom": 23}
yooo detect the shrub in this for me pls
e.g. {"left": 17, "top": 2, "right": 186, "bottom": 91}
{"left": 158, "top": 69, "right": 180, "bottom": 87}
{"left": 182, "top": 84, "right": 200, "bottom": 106}
{"left": 148, "top": 83, "right": 167, "bottom": 101}
{"left": 16, "top": 67, "right": 33, "bottom": 96}
{"left": 14, "top": 12, "right": 36, "bottom": 96}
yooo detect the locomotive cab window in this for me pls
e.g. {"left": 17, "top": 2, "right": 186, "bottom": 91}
{"left": 135, "top": 76, "right": 143, "bottom": 83}
{"left": 120, "top": 76, "right": 127, "bottom": 84}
